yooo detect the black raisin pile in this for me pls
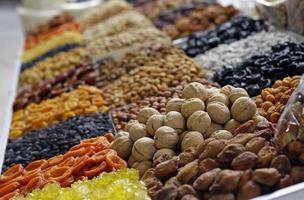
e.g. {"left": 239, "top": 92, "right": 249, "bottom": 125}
{"left": 213, "top": 42, "right": 304, "bottom": 97}
{"left": 176, "top": 16, "right": 269, "bottom": 57}
{"left": 3, "top": 112, "right": 114, "bottom": 171}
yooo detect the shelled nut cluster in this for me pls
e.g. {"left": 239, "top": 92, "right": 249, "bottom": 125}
{"left": 19, "top": 47, "right": 88, "bottom": 87}
{"left": 101, "top": 53, "right": 205, "bottom": 107}
{"left": 256, "top": 76, "right": 300, "bottom": 123}
{"left": 154, "top": 3, "right": 238, "bottom": 39}
{"left": 10, "top": 85, "right": 108, "bottom": 139}
{"left": 84, "top": 11, "right": 153, "bottom": 42}
{"left": 111, "top": 82, "right": 259, "bottom": 177}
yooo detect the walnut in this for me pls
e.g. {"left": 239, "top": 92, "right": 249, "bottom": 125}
{"left": 181, "top": 131, "right": 204, "bottom": 151}
{"left": 209, "top": 170, "right": 242, "bottom": 193}
{"left": 110, "top": 136, "right": 133, "bottom": 159}
{"left": 187, "top": 111, "right": 211, "bottom": 135}
{"left": 252, "top": 168, "right": 281, "bottom": 187}
{"left": 182, "top": 82, "right": 208, "bottom": 101}
{"left": 166, "top": 98, "right": 185, "bottom": 113}
{"left": 237, "top": 181, "right": 261, "bottom": 200}
{"left": 154, "top": 126, "right": 179, "bottom": 149}
{"left": 129, "top": 123, "right": 148, "bottom": 142}
{"left": 132, "top": 161, "right": 152, "bottom": 177}
{"left": 193, "top": 168, "right": 221, "bottom": 191}
{"left": 146, "top": 114, "right": 165, "bottom": 136}
{"left": 229, "top": 87, "right": 249, "bottom": 103}
{"left": 231, "top": 151, "right": 258, "bottom": 170}
{"left": 138, "top": 107, "right": 160, "bottom": 124}
{"left": 210, "top": 130, "right": 233, "bottom": 140}
{"left": 224, "top": 119, "right": 241, "bottom": 134}
{"left": 181, "top": 98, "right": 205, "bottom": 118}
{"left": 164, "top": 111, "right": 186, "bottom": 133}
{"left": 220, "top": 85, "right": 235, "bottom": 97}
{"left": 153, "top": 148, "right": 176, "bottom": 167}
{"left": 217, "top": 144, "right": 246, "bottom": 162}
{"left": 207, "top": 102, "right": 230, "bottom": 124}
{"left": 132, "top": 137, "right": 157, "bottom": 161}
{"left": 124, "top": 120, "right": 138, "bottom": 132}
{"left": 231, "top": 97, "right": 256, "bottom": 122}
{"left": 207, "top": 92, "right": 229, "bottom": 106}
{"left": 205, "top": 123, "right": 223, "bottom": 138}
{"left": 114, "top": 130, "right": 129, "bottom": 138}
{"left": 128, "top": 155, "right": 136, "bottom": 167}
{"left": 176, "top": 160, "right": 199, "bottom": 184}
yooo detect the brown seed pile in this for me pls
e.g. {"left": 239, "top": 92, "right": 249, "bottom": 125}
{"left": 111, "top": 79, "right": 219, "bottom": 130}
{"left": 101, "top": 51, "right": 206, "bottom": 107}
{"left": 10, "top": 85, "right": 108, "bottom": 139}
{"left": 256, "top": 76, "right": 300, "bottom": 123}
{"left": 142, "top": 120, "right": 304, "bottom": 200}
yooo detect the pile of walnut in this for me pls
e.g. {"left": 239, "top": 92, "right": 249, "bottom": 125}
{"left": 111, "top": 82, "right": 262, "bottom": 176}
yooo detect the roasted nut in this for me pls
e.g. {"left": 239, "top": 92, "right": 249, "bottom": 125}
{"left": 217, "top": 144, "right": 246, "bottom": 162}
{"left": 207, "top": 102, "right": 230, "bottom": 124}
{"left": 224, "top": 119, "right": 241, "bottom": 134}
{"left": 245, "top": 137, "right": 268, "bottom": 154}
{"left": 198, "top": 158, "right": 220, "bottom": 174}
{"left": 290, "top": 166, "right": 304, "bottom": 183}
{"left": 205, "top": 193, "right": 235, "bottom": 200}
{"left": 153, "top": 149, "right": 176, "bottom": 167}
{"left": 154, "top": 126, "right": 179, "bottom": 149}
{"left": 196, "top": 138, "right": 216, "bottom": 155}
{"left": 207, "top": 93, "right": 229, "bottom": 106}
{"left": 176, "top": 160, "right": 199, "bottom": 184}
{"left": 128, "top": 155, "right": 136, "bottom": 167}
{"left": 277, "top": 175, "right": 293, "bottom": 189}
{"left": 209, "top": 170, "right": 242, "bottom": 193}
{"left": 210, "top": 130, "right": 233, "bottom": 140}
{"left": 231, "top": 97, "right": 256, "bottom": 122}
{"left": 166, "top": 98, "right": 185, "bottom": 113}
{"left": 164, "top": 111, "right": 186, "bottom": 133}
{"left": 229, "top": 87, "right": 249, "bottom": 103}
{"left": 146, "top": 114, "right": 165, "bottom": 136}
{"left": 132, "top": 161, "right": 152, "bottom": 177}
{"left": 178, "top": 148, "right": 197, "bottom": 167}
{"left": 270, "top": 155, "right": 291, "bottom": 175}
{"left": 141, "top": 168, "right": 155, "bottom": 181}
{"left": 199, "top": 140, "right": 227, "bottom": 160}
{"left": 253, "top": 168, "right": 281, "bottom": 187}
{"left": 181, "top": 98, "right": 205, "bottom": 118}
{"left": 239, "top": 169, "right": 252, "bottom": 186}
{"left": 181, "top": 131, "right": 204, "bottom": 151}
{"left": 138, "top": 107, "right": 160, "bottom": 124}
{"left": 182, "top": 82, "right": 208, "bottom": 101}
{"left": 234, "top": 120, "right": 256, "bottom": 134}
{"left": 193, "top": 168, "right": 221, "bottom": 191}
{"left": 165, "top": 177, "right": 181, "bottom": 187}
{"left": 110, "top": 136, "right": 133, "bottom": 159}
{"left": 129, "top": 123, "right": 148, "bottom": 142}
{"left": 228, "top": 133, "right": 253, "bottom": 145}
{"left": 237, "top": 181, "right": 261, "bottom": 200}
{"left": 181, "top": 194, "right": 199, "bottom": 200}
{"left": 187, "top": 111, "right": 211, "bottom": 135}
{"left": 132, "top": 137, "right": 157, "bottom": 161}
{"left": 231, "top": 151, "right": 258, "bottom": 170}
{"left": 257, "top": 146, "right": 278, "bottom": 167}
{"left": 205, "top": 123, "right": 223, "bottom": 138}
{"left": 155, "top": 185, "right": 178, "bottom": 200}
{"left": 177, "top": 185, "right": 200, "bottom": 200}
{"left": 155, "top": 157, "right": 179, "bottom": 180}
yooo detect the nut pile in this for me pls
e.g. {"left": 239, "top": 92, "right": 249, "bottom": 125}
{"left": 101, "top": 52, "right": 205, "bottom": 107}
{"left": 86, "top": 27, "right": 171, "bottom": 61}
{"left": 111, "top": 79, "right": 219, "bottom": 130}
{"left": 195, "top": 31, "right": 294, "bottom": 77}
{"left": 256, "top": 76, "right": 301, "bottom": 123}
{"left": 0, "top": 135, "right": 127, "bottom": 200}
{"left": 22, "top": 31, "right": 84, "bottom": 66}
{"left": 3, "top": 112, "right": 114, "bottom": 170}
{"left": 79, "top": 0, "right": 133, "bottom": 29}
{"left": 10, "top": 85, "right": 108, "bottom": 139}
{"left": 19, "top": 47, "right": 88, "bottom": 87}
{"left": 111, "top": 82, "right": 259, "bottom": 177}
{"left": 177, "top": 16, "right": 269, "bottom": 57}
{"left": 84, "top": 10, "right": 153, "bottom": 42}
{"left": 213, "top": 42, "right": 304, "bottom": 97}
{"left": 154, "top": 3, "right": 238, "bottom": 39}
{"left": 142, "top": 120, "right": 304, "bottom": 200}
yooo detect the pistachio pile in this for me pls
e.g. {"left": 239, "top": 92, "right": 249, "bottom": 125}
{"left": 111, "top": 82, "right": 259, "bottom": 177}
{"left": 84, "top": 10, "right": 153, "bottom": 42}
{"left": 256, "top": 76, "right": 300, "bottom": 123}
{"left": 101, "top": 52, "right": 205, "bottom": 107}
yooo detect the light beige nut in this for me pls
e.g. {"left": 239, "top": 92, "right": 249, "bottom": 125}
{"left": 187, "top": 111, "right": 211, "bottom": 134}
{"left": 220, "top": 85, "right": 235, "bottom": 97}
{"left": 224, "top": 119, "right": 241, "bottom": 134}
{"left": 252, "top": 115, "right": 267, "bottom": 124}
{"left": 110, "top": 136, "right": 133, "bottom": 159}
{"left": 132, "top": 161, "right": 153, "bottom": 177}
{"left": 176, "top": 160, "right": 199, "bottom": 184}
{"left": 207, "top": 88, "right": 221, "bottom": 98}
{"left": 114, "top": 130, "right": 129, "bottom": 139}
{"left": 154, "top": 126, "right": 179, "bottom": 149}
{"left": 181, "top": 98, "right": 205, "bottom": 118}
{"left": 132, "top": 137, "right": 157, "bottom": 161}
{"left": 153, "top": 148, "right": 176, "bottom": 167}
{"left": 182, "top": 82, "right": 208, "bottom": 101}
{"left": 206, "top": 102, "right": 230, "bottom": 124}
{"left": 193, "top": 168, "right": 221, "bottom": 191}
{"left": 207, "top": 93, "right": 229, "bottom": 106}
{"left": 231, "top": 97, "right": 256, "bottom": 122}
{"left": 138, "top": 107, "right": 160, "bottom": 124}
{"left": 164, "top": 111, "right": 186, "bottom": 133}
{"left": 129, "top": 123, "right": 148, "bottom": 142}
{"left": 124, "top": 120, "right": 138, "bottom": 132}
{"left": 146, "top": 114, "right": 165, "bottom": 136}
{"left": 229, "top": 87, "right": 249, "bottom": 103}
{"left": 205, "top": 123, "right": 223, "bottom": 138}
{"left": 166, "top": 98, "right": 185, "bottom": 113}
{"left": 181, "top": 131, "right": 204, "bottom": 151}
{"left": 253, "top": 168, "right": 281, "bottom": 187}
{"left": 210, "top": 130, "right": 233, "bottom": 140}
